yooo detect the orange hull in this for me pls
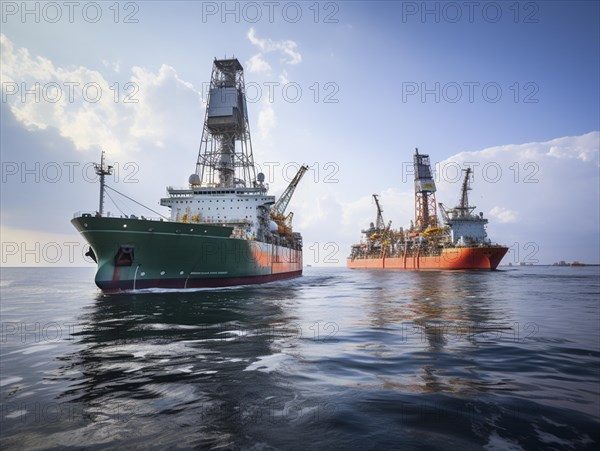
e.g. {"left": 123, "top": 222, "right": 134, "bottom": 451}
{"left": 347, "top": 247, "right": 508, "bottom": 270}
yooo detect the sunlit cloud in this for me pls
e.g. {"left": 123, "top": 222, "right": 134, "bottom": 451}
{"left": 247, "top": 28, "right": 302, "bottom": 65}
{"left": 489, "top": 206, "right": 518, "bottom": 223}
{"left": 246, "top": 53, "right": 272, "bottom": 74}
{"left": 0, "top": 34, "right": 202, "bottom": 158}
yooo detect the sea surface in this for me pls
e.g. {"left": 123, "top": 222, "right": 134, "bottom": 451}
{"left": 1, "top": 266, "right": 599, "bottom": 450}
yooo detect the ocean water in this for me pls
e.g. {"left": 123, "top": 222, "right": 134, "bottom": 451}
{"left": 1, "top": 266, "right": 599, "bottom": 450}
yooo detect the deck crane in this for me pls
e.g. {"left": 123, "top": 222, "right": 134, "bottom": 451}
{"left": 270, "top": 164, "right": 309, "bottom": 234}
{"left": 362, "top": 194, "right": 392, "bottom": 239}
{"left": 439, "top": 168, "right": 474, "bottom": 222}
{"left": 373, "top": 194, "right": 385, "bottom": 232}
{"left": 458, "top": 167, "right": 475, "bottom": 216}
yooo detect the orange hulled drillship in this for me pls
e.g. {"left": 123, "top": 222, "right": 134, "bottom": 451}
{"left": 348, "top": 149, "right": 508, "bottom": 271}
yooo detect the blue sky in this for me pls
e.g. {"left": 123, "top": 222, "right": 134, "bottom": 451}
{"left": 1, "top": 1, "right": 599, "bottom": 266}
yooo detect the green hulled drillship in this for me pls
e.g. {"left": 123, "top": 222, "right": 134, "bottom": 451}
{"left": 72, "top": 58, "right": 305, "bottom": 292}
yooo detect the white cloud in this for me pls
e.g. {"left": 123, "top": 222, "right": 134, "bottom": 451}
{"left": 546, "top": 139, "right": 597, "bottom": 162}
{"left": 0, "top": 34, "right": 202, "bottom": 159}
{"left": 257, "top": 100, "right": 276, "bottom": 140}
{"left": 431, "top": 132, "right": 598, "bottom": 261}
{"left": 290, "top": 132, "right": 599, "bottom": 265}
{"left": 246, "top": 53, "right": 271, "bottom": 74}
{"left": 247, "top": 28, "right": 302, "bottom": 65}
{"left": 243, "top": 29, "right": 302, "bottom": 157}
{"left": 278, "top": 70, "right": 289, "bottom": 85}
{"left": 489, "top": 206, "right": 518, "bottom": 223}
{"left": 101, "top": 59, "right": 121, "bottom": 73}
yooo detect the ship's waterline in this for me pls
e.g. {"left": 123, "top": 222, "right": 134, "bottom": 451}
{"left": 348, "top": 246, "right": 507, "bottom": 270}
{"left": 72, "top": 215, "right": 302, "bottom": 291}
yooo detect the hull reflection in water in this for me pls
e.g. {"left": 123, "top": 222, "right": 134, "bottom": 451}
{"left": 1, "top": 267, "right": 598, "bottom": 450}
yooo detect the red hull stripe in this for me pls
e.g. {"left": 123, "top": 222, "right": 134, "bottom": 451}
{"left": 347, "top": 247, "right": 508, "bottom": 270}
{"left": 98, "top": 270, "right": 303, "bottom": 292}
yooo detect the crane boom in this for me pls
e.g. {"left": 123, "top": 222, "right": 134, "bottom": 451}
{"left": 438, "top": 168, "right": 475, "bottom": 222}
{"left": 373, "top": 194, "right": 385, "bottom": 231}
{"left": 459, "top": 168, "right": 473, "bottom": 215}
{"left": 271, "top": 165, "right": 309, "bottom": 217}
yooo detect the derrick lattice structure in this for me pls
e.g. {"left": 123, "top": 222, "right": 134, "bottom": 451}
{"left": 413, "top": 148, "right": 438, "bottom": 232}
{"left": 347, "top": 147, "right": 508, "bottom": 270}
{"left": 195, "top": 58, "right": 257, "bottom": 188}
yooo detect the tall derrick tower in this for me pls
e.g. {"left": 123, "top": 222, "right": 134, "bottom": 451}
{"left": 194, "top": 58, "right": 257, "bottom": 188}
{"left": 413, "top": 148, "right": 438, "bottom": 231}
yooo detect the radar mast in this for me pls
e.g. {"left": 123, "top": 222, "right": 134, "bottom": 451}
{"left": 94, "top": 150, "right": 113, "bottom": 216}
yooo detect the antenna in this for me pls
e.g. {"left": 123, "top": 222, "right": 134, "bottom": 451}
{"left": 94, "top": 150, "right": 113, "bottom": 216}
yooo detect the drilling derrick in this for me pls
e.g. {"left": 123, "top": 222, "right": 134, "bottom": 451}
{"left": 413, "top": 148, "right": 438, "bottom": 232}
{"left": 195, "top": 58, "right": 257, "bottom": 188}
{"left": 347, "top": 148, "right": 508, "bottom": 269}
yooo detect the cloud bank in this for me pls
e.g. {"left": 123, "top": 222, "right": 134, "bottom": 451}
{"left": 291, "top": 132, "right": 599, "bottom": 265}
{"left": 1, "top": 34, "right": 202, "bottom": 159}
{"left": 2, "top": 34, "right": 598, "bottom": 265}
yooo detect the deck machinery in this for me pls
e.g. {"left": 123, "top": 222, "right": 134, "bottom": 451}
{"left": 348, "top": 148, "right": 508, "bottom": 270}
{"left": 72, "top": 58, "right": 307, "bottom": 291}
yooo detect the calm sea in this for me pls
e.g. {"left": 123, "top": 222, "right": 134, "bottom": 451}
{"left": 1, "top": 266, "right": 599, "bottom": 450}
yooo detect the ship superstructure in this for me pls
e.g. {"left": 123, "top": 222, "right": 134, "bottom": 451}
{"left": 438, "top": 167, "right": 490, "bottom": 246}
{"left": 158, "top": 58, "right": 301, "bottom": 249}
{"left": 72, "top": 58, "right": 305, "bottom": 291}
{"left": 348, "top": 149, "right": 507, "bottom": 270}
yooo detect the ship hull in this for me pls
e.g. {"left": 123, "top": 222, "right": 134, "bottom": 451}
{"left": 72, "top": 215, "right": 302, "bottom": 292}
{"left": 347, "top": 246, "right": 508, "bottom": 270}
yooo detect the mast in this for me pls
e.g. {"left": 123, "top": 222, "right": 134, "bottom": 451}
{"left": 94, "top": 151, "right": 113, "bottom": 216}
{"left": 413, "top": 147, "right": 437, "bottom": 231}
{"left": 195, "top": 58, "right": 257, "bottom": 188}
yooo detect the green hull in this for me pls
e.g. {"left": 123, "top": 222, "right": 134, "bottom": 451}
{"left": 72, "top": 215, "right": 302, "bottom": 291}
